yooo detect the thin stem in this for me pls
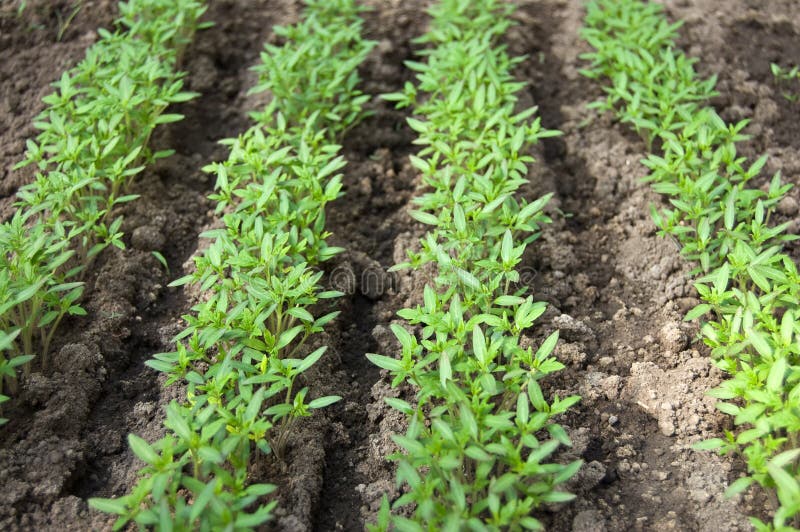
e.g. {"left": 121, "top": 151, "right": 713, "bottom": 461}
{"left": 42, "top": 311, "right": 66, "bottom": 371}
{"left": 284, "top": 331, "right": 309, "bottom": 360}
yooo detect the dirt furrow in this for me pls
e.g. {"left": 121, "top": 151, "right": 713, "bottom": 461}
{"left": 514, "top": 1, "right": 750, "bottom": 529}
{"left": 310, "top": 2, "right": 427, "bottom": 529}
{"left": 506, "top": 0, "right": 799, "bottom": 530}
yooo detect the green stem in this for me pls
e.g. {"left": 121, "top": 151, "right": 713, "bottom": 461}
{"left": 42, "top": 310, "right": 67, "bottom": 371}
{"left": 284, "top": 332, "right": 309, "bottom": 360}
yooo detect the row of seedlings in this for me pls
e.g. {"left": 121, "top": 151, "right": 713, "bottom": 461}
{"left": 581, "top": 1, "right": 800, "bottom": 529}
{"left": 371, "top": 0, "right": 582, "bottom": 529}
{"left": 0, "top": 331, "right": 20, "bottom": 425}
{"left": 0, "top": 0, "right": 209, "bottom": 419}
{"left": 89, "top": 1, "right": 375, "bottom": 529}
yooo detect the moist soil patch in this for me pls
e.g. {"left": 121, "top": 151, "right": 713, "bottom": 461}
{"left": 1, "top": 1, "right": 799, "bottom": 530}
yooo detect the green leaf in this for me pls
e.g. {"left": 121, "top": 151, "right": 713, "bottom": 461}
{"left": 245, "top": 483, "right": 277, "bottom": 497}
{"left": 296, "top": 346, "right": 327, "bottom": 373}
{"left": 128, "top": 434, "right": 159, "bottom": 466}
{"left": 725, "top": 477, "right": 754, "bottom": 497}
{"left": 198, "top": 446, "right": 224, "bottom": 464}
{"left": 114, "top": 194, "right": 140, "bottom": 204}
{"left": 535, "top": 331, "right": 559, "bottom": 360}
{"left": 465, "top": 445, "right": 491, "bottom": 462}
{"left": 406, "top": 117, "right": 428, "bottom": 133}
{"left": 277, "top": 325, "right": 304, "bottom": 350}
{"left": 0, "top": 330, "right": 20, "bottom": 351}
{"left": 501, "top": 230, "right": 513, "bottom": 264}
{"left": 166, "top": 403, "right": 192, "bottom": 442}
{"left": 7, "top": 355, "right": 34, "bottom": 368}
{"left": 287, "top": 307, "right": 314, "bottom": 323}
{"left": 684, "top": 304, "right": 711, "bottom": 321}
{"left": 516, "top": 393, "right": 530, "bottom": 425}
{"left": 453, "top": 204, "right": 466, "bottom": 233}
{"left": 308, "top": 395, "right": 341, "bottom": 409}
{"left": 391, "top": 324, "right": 414, "bottom": 351}
{"left": 393, "top": 434, "right": 425, "bottom": 455}
{"left": 554, "top": 459, "right": 583, "bottom": 484}
{"left": 367, "top": 353, "right": 402, "bottom": 372}
{"left": 473, "top": 325, "right": 487, "bottom": 365}
{"left": 772, "top": 449, "right": 800, "bottom": 468}
{"left": 189, "top": 481, "right": 216, "bottom": 522}
{"left": 715, "top": 402, "right": 741, "bottom": 416}
{"left": 693, "top": 438, "right": 724, "bottom": 451}
{"left": 528, "top": 381, "right": 547, "bottom": 412}
{"left": 152, "top": 251, "right": 169, "bottom": 272}
{"left": 409, "top": 210, "right": 439, "bottom": 226}
{"left": 154, "top": 113, "right": 185, "bottom": 125}
{"left": 747, "top": 331, "right": 773, "bottom": 358}
{"left": 767, "top": 357, "right": 787, "bottom": 392}
{"left": 456, "top": 269, "right": 481, "bottom": 291}
{"left": 13, "top": 279, "right": 46, "bottom": 306}
{"left": 495, "top": 295, "right": 525, "bottom": 306}
{"left": 768, "top": 463, "right": 800, "bottom": 507}
{"left": 168, "top": 274, "right": 194, "bottom": 287}
{"left": 440, "top": 351, "right": 451, "bottom": 387}
{"left": 540, "top": 491, "right": 575, "bottom": 503}
{"left": 384, "top": 397, "right": 414, "bottom": 414}
{"left": 88, "top": 497, "right": 128, "bottom": 516}
{"left": 145, "top": 359, "right": 174, "bottom": 373}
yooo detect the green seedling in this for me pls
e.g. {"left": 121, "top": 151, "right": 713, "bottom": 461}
{"left": 0, "top": 0, "right": 206, "bottom": 411}
{"left": 771, "top": 63, "right": 800, "bottom": 103}
{"left": 582, "top": 1, "right": 800, "bottom": 529}
{"left": 250, "top": 0, "right": 374, "bottom": 136}
{"left": 372, "top": 1, "right": 580, "bottom": 529}
{"left": 151, "top": 251, "right": 169, "bottom": 275}
{"left": 90, "top": 1, "right": 374, "bottom": 528}
{"left": 0, "top": 213, "right": 83, "bottom": 377}
{"left": 56, "top": 1, "right": 82, "bottom": 41}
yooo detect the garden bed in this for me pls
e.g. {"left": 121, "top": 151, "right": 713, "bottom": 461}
{"left": 1, "top": 0, "right": 799, "bottom": 530}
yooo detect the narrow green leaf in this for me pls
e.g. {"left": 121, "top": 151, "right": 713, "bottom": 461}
{"left": 367, "top": 353, "right": 402, "bottom": 372}
{"left": 308, "top": 395, "right": 341, "bottom": 409}
{"left": 128, "top": 434, "right": 159, "bottom": 465}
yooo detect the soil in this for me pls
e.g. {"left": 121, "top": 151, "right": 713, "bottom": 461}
{"left": 0, "top": 0, "right": 799, "bottom": 531}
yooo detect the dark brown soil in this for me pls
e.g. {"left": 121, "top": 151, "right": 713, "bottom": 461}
{"left": 1, "top": 1, "right": 799, "bottom": 531}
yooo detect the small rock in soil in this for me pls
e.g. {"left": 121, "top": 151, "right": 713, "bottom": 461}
{"left": 573, "top": 460, "right": 608, "bottom": 492}
{"left": 658, "top": 322, "right": 689, "bottom": 353}
{"left": 370, "top": 324, "right": 395, "bottom": 353}
{"left": 131, "top": 224, "right": 166, "bottom": 251}
{"left": 21, "top": 373, "right": 55, "bottom": 406}
{"left": 675, "top": 297, "right": 701, "bottom": 314}
{"left": 552, "top": 313, "right": 596, "bottom": 344}
{"left": 54, "top": 343, "right": 101, "bottom": 374}
{"left": 572, "top": 509, "right": 607, "bottom": 532}
{"left": 555, "top": 341, "right": 588, "bottom": 367}
{"left": 778, "top": 195, "right": 799, "bottom": 216}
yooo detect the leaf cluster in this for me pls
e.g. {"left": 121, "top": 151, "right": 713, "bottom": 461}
{"left": 0, "top": 0, "right": 206, "bottom": 419}
{"left": 89, "top": 2, "right": 372, "bottom": 529}
{"left": 581, "top": 1, "right": 800, "bottom": 529}
{"left": 371, "top": 1, "right": 580, "bottom": 529}
{"left": 250, "top": 0, "right": 375, "bottom": 137}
